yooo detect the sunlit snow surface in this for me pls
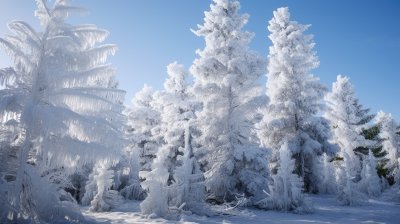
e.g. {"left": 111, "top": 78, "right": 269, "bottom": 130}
{"left": 83, "top": 192, "right": 400, "bottom": 224}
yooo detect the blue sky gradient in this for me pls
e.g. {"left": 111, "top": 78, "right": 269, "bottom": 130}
{"left": 1, "top": 0, "right": 399, "bottom": 120}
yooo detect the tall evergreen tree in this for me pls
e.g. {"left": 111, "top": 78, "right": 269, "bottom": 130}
{"left": 151, "top": 62, "right": 197, "bottom": 184}
{"left": 325, "top": 75, "right": 376, "bottom": 204}
{"left": 256, "top": 7, "right": 335, "bottom": 193}
{"left": 356, "top": 124, "right": 388, "bottom": 180}
{"left": 354, "top": 112, "right": 388, "bottom": 179}
{"left": 0, "top": 0, "right": 125, "bottom": 221}
{"left": 140, "top": 62, "right": 200, "bottom": 217}
{"left": 325, "top": 75, "right": 374, "bottom": 181}
{"left": 190, "top": 0, "right": 269, "bottom": 204}
{"left": 375, "top": 111, "right": 400, "bottom": 184}
{"left": 126, "top": 84, "right": 161, "bottom": 172}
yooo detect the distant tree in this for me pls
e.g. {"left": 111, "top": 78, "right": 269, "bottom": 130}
{"left": 82, "top": 160, "right": 124, "bottom": 212}
{"left": 325, "top": 75, "right": 374, "bottom": 181}
{"left": 126, "top": 84, "right": 161, "bottom": 172}
{"left": 0, "top": 0, "right": 125, "bottom": 221}
{"left": 139, "top": 142, "right": 170, "bottom": 217}
{"left": 115, "top": 147, "right": 146, "bottom": 201}
{"left": 336, "top": 151, "right": 366, "bottom": 205}
{"left": 358, "top": 150, "right": 382, "bottom": 197}
{"left": 317, "top": 153, "right": 338, "bottom": 194}
{"left": 352, "top": 109, "right": 390, "bottom": 180}
{"left": 169, "top": 124, "right": 206, "bottom": 215}
{"left": 190, "top": 0, "right": 269, "bottom": 204}
{"left": 375, "top": 111, "right": 400, "bottom": 184}
{"left": 140, "top": 62, "right": 204, "bottom": 217}
{"left": 325, "top": 75, "right": 378, "bottom": 204}
{"left": 151, "top": 62, "right": 197, "bottom": 184}
{"left": 356, "top": 124, "right": 389, "bottom": 180}
{"left": 256, "top": 7, "right": 336, "bottom": 193}
{"left": 257, "top": 140, "right": 311, "bottom": 213}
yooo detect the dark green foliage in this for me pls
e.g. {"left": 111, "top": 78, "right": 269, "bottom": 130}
{"left": 350, "top": 103, "right": 391, "bottom": 181}
{"left": 351, "top": 102, "right": 376, "bottom": 156}
{"left": 354, "top": 100, "right": 375, "bottom": 126}
{"left": 352, "top": 107, "right": 380, "bottom": 158}
{"left": 330, "top": 156, "right": 343, "bottom": 162}
{"left": 358, "top": 124, "right": 390, "bottom": 178}
{"left": 362, "top": 125, "right": 379, "bottom": 141}
{"left": 356, "top": 125, "right": 385, "bottom": 157}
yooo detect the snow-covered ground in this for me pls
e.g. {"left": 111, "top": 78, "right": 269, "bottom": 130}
{"left": 82, "top": 193, "right": 400, "bottom": 224}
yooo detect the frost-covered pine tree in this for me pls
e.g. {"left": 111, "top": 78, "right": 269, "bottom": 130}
{"left": 325, "top": 75, "right": 373, "bottom": 182}
{"left": 256, "top": 7, "right": 335, "bottom": 193}
{"left": 0, "top": 0, "right": 125, "bottom": 221}
{"left": 141, "top": 124, "right": 205, "bottom": 218}
{"left": 375, "top": 111, "right": 400, "bottom": 184}
{"left": 318, "top": 153, "right": 338, "bottom": 194}
{"left": 82, "top": 160, "right": 124, "bottom": 212}
{"left": 140, "top": 146, "right": 170, "bottom": 218}
{"left": 169, "top": 124, "right": 206, "bottom": 215}
{"left": 116, "top": 148, "right": 146, "bottom": 200}
{"left": 257, "top": 140, "right": 311, "bottom": 213}
{"left": 126, "top": 84, "right": 161, "bottom": 172}
{"left": 151, "top": 62, "right": 197, "bottom": 184}
{"left": 325, "top": 75, "right": 375, "bottom": 204}
{"left": 140, "top": 63, "right": 202, "bottom": 217}
{"left": 190, "top": 0, "right": 269, "bottom": 204}
{"left": 359, "top": 150, "right": 382, "bottom": 197}
{"left": 336, "top": 151, "right": 366, "bottom": 205}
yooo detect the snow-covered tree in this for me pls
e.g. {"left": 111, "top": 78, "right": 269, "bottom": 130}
{"left": 140, "top": 146, "right": 170, "bottom": 218}
{"left": 190, "top": 0, "right": 269, "bottom": 204}
{"left": 169, "top": 124, "right": 206, "bottom": 215}
{"left": 0, "top": 117, "right": 21, "bottom": 184}
{"left": 325, "top": 75, "right": 373, "bottom": 181}
{"left": 116, "top": 148, "right": 146, "bottom": 200}
{"left": 256, "top": 7, "right": 335, "bottom": 193}
{"left": 359, "top": 150, "right": 382, "bottom": 197}
{"left": 317, "top": 153, "right": 337, "bottom": 194}
{"left": 126, "top": 84, "right": 161, "bottom": 172}
{"left": 82, "top": 160, "right": 124, "bottom": 212}
{"left": 257, "top": 140, "right": 311, "bottom": 213}
{"left": 375, "top": 111, "right": 400, "bottom": 184}
{"left": 151, "top": 62, "right": 197, "bottom": 184}
{"left": 325, "top": 75, "right": 377, "bottom": 204}
{"left": 140, "top": 63, "right": 203, "bottom": 217}
{"left": 336, "top": 152, "right": 366, "bottom": 205}
{"left": 141, "top": 123, "right": 206, "bottom": 218}
{"left": 357, "top": 124, "right": 388, "bottom": 181}
{"left": 0, "top": 0, "right": 125, "bottom": 221}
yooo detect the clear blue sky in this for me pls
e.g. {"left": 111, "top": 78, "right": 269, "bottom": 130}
{"left": 1, "top": 0, "right": 399, "bottom": 120}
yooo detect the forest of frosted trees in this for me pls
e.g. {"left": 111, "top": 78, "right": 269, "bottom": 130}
{"left": 0, "top": 0, "right": 399, "bottom": 223}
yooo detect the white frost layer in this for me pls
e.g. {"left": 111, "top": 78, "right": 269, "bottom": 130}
{"left": 82, "top": 193, "right": 400, "bottom": 224}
